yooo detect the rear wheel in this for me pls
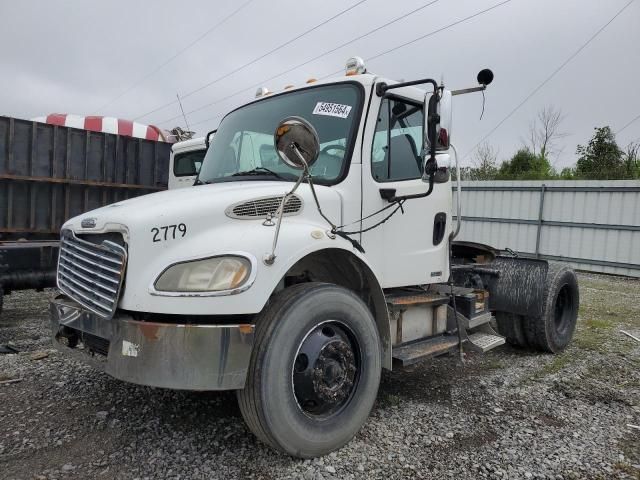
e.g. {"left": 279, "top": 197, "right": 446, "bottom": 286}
{"left": 495, "top": 263, "right": 579, "bottom": 353}
{"left": 237, "top": 282, "right": 381, "bottom": 458}
{"left": 527, "top": 264, "right": 579, "bottom": 352}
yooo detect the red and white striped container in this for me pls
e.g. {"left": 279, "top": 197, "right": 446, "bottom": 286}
{"left": 32, "top": 114, "right": 174, "bottom": 143}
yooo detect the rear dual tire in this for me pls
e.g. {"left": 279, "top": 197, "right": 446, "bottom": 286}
{"left": 496, "top": 263, "right": 579, "bottom": 353}
{"left": 237, "top": 283, "right": 381, "bottom": 458}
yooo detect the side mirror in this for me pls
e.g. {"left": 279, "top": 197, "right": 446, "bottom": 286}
{"left": 424, "top": 89, "right": 452, "bottom": 152}
{"left": 274, "top": 116, "right": 320, "bottom": 169}
{"left": 436, "top": 89, "right": 452, "bottom": 150}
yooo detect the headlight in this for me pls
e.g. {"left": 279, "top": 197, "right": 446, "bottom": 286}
{"left": 154, "top": 256, "right": 252, "bottom": 292}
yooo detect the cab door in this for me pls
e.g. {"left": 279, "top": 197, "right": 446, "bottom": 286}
{"left": 360, "top": 91, "right": 451, "bottom": 288}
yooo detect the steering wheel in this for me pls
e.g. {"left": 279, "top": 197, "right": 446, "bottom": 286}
{"left": 320, "top": 144, "right": 346, "bottom": 157}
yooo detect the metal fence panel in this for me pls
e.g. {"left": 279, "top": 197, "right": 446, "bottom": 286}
{"left": 453, "top": 180, "right": 640, "bottom": 277}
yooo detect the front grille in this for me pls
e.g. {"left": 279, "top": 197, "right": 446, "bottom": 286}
{"left": 225, "top": 195, "right": 303, "bottom": 219}
{"left": 57, "top": 230, "right": 127, "bottom": 319}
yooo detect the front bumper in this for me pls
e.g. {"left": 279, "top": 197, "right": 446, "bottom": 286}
{"left": 50, "top": 295, "right": 255, "bottom": 390}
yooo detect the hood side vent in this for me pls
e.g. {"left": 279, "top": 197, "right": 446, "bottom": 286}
{"left": 225, "top": 195, "right": 303, "bottom": 219}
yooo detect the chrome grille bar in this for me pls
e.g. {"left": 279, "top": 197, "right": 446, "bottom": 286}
{"left": 57, "top": 230, "right": 127, "bottom": 319}
{"left": 58, "top": 255, "right": 119, "bottom": 284}
{"left": 59, "top": 247, "right": 121, "bottom": 275}
{"left": 58, "top": 278, "right": 113, "bottom": 312}
{"left": 63, "top": 240, "right": 122, "bottom": 265}
{"left": 59, "top": 265, "right": 117, "bottom": 294}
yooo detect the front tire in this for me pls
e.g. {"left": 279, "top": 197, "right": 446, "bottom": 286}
{"left": 237, "top": 282, "right": 381, "bottom": 458}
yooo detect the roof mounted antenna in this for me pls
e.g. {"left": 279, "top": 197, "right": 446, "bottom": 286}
{"left": 176, "top": 93, "right": 191, "bottom": 132}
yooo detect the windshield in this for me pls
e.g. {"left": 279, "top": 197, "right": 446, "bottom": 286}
{"left": 198, "top": 83, "right": 363, "bottom": 185}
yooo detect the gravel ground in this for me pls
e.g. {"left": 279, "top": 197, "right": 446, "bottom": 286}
{"left": 1, "top": 272, "right": 639, "bottom": 480}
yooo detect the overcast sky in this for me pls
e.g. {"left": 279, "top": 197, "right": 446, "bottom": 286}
{"left": 1, "top": 0, "right": 638, "bottom": 168}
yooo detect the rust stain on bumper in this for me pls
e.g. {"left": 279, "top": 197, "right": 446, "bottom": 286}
{"left": 138, "top": 322, "right": 161, "bottom": 341}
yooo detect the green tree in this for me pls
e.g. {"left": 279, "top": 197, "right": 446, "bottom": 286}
{"left": 622, "top": 142, "right": 640, "bottom": 179}
{"left": 497, "top": 148, "right": 554, "bottom": 179}
{"left": 469, "top": 142, "right": 499, "bottom": 180}
{"left": 559, "top": 166, "right": 576, "bottom": 179}
{"left": 452, "top": 143, "right": 499, "bottom": 181}
{"left": 575, "top": 126, "right": 625, "bottom": 179}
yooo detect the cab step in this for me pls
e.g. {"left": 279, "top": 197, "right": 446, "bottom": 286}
{"left": 466, "top": 332, "right": 505, "bottom": 353}
{"left": 391, "top": 335, "right": 459, "bottom": 366}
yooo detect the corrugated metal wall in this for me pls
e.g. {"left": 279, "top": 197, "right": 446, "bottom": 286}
{"left": 453, "top": 180, "right": 640, "bottom": 277}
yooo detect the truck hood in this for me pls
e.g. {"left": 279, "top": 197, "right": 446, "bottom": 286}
{"left": 63, "top": 181, "right": 343, "bottom": 238}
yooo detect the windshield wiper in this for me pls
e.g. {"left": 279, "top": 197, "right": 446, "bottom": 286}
{"left": 231, "top": 167, "right": 287, "bottom": 180}
{"left": 193, "top": 179, "right": 212, "bottom": 185}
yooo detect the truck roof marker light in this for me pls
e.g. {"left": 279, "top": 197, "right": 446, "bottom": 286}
{"left": 306, "top": 78, "right": 317, "bottom": 84}
{"left": 345, "top": 56, "right": 366, "bottom": 76}
{"left": 284, "top": 85, "right": 294, "bottom": 90}
{"left": 255, "top": 87, "right": 270, "bottom": 98}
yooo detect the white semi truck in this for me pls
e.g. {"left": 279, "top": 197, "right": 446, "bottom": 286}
{"left": 50, "top": 58, "right": 579, "bottom": 458}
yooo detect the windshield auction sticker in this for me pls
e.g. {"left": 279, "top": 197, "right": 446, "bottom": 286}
{"left": 312, "top": 102, "right": 352, "bottom": 119}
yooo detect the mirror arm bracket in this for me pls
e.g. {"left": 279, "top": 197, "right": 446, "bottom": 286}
{"left": 375, "top": 78, "right": 442, "bottom": 203}
{"left": 376, "top": 78, "right": 439, "bottom": 97}
{"left": 385, "top": 174, "right": 436, "bottom": 203}
{"left": 451, "top": 85, "right": 486, "bottom": 96}
{"left": 264, "top": 145, "right": 308, "bottom": 265}
{"left": 379, "top": 188, "right": 396, "bottom": 201}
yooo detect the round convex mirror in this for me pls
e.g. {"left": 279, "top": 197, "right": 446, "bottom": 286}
{"left": 274, "top": 116, "right": 320, "bottom": 169}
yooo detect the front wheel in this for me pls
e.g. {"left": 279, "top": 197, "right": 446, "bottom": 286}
{"left": 237, "top": 282, "right": 381, "bottom": 458}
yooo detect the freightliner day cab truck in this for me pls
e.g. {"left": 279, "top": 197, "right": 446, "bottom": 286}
{"left": 50, "top": 57, "right": 579, "bottom": 458}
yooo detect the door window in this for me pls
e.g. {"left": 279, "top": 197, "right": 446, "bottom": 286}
{"left": 173, "top": 150, "right": 206, "bottom": 177}
{"left": 372, "top": 97, "right": 424, "bottom": 182}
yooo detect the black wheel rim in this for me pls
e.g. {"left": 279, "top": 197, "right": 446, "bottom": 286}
{"left": 553, "top": 284, "right": 574, "bottom": 335}
{"left": 292, "top": 321, "right": 360, "bottom": 418}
